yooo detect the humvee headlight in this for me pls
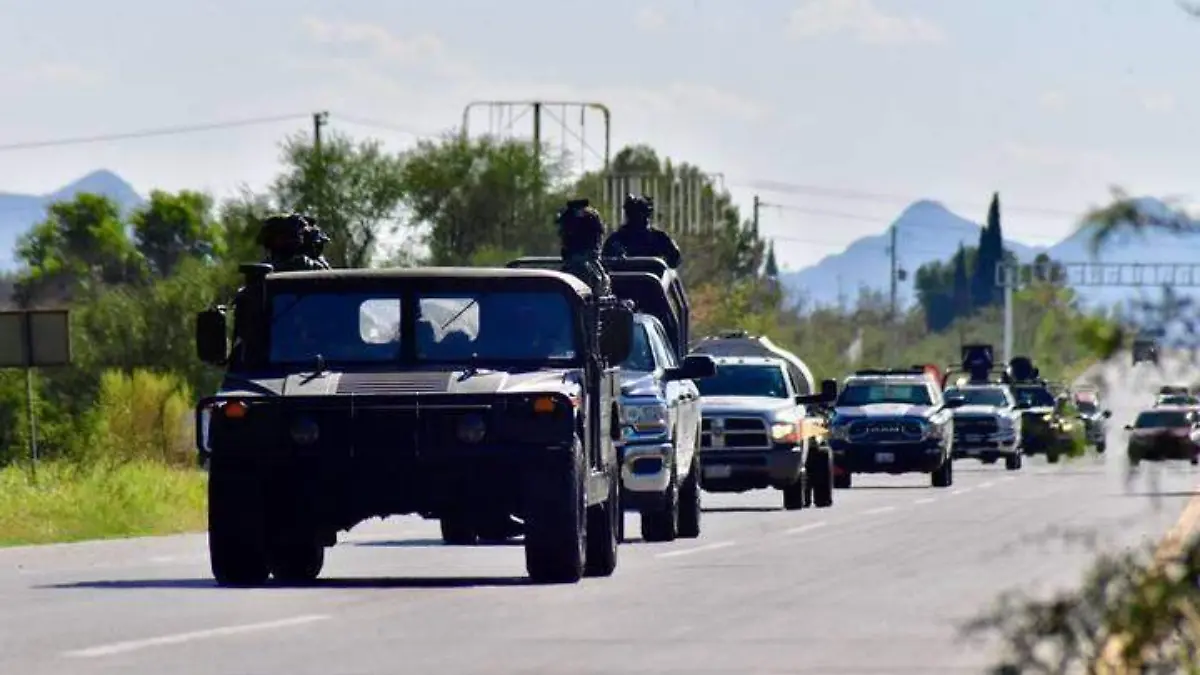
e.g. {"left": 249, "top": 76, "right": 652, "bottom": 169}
{"left": 457, "top": 413, "right": 487, "bottom": 444}
{"left": 290, "top": 417, "right": 319, "bottom": 445}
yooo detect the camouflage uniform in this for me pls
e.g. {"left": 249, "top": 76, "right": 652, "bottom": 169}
{"left": 601, "top": 194, "right": 682, "bottom": 268}
{"left": 556, "top": 199, "right": 613, "bottom": 298}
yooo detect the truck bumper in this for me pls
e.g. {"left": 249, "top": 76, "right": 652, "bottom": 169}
{"left": 619, "top": 441, "right": 674, "bottom": 510}
{"left": 697, "top": 446, "right": 804, "bottom": 492}
{"left": 831, "top": 440, "right": 947, "bottom": 474}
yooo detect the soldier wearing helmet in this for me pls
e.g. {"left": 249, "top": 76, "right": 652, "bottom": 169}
{"left": 601, "top": 193, "right": 682, "bottom": 268}
{"left": 556, "top": 198, "right": 613, "bottom": 298}
{"left": 258, "top": 213, "right": 331, "bottom": 272}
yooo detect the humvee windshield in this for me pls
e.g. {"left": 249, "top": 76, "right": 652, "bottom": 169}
{"left": 267, "top": 289, "right": 576, "bottom": 365}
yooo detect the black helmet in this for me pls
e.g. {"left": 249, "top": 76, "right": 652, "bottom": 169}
{"left": 258, "top": 213, "right": 312, "bottom": 252}
{"left": 622, "top": 193, "right": 653, "bottom": 221}
{"left": 557, "top": 198, "right": 605, "bottom": 250}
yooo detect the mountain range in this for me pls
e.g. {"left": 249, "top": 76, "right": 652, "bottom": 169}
{"left": 2, "top": 171, "right": 1197, "bottom": 314}
{"left": 777, "top": 197, "right": 1200, "bottom": 313}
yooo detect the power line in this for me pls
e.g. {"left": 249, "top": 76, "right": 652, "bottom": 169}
{"left": 0, "top": 114, "right": 310, "bottom": 154}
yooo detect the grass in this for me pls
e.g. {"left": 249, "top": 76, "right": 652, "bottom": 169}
{"left": 0, "top": 460, "right": 208, "bottom": 547}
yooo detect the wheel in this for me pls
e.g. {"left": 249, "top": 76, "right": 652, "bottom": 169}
{"left": 641, "top": 453, "right": 680, "bottom": 542}
{"left": 834, "top": 471, "right": 852, "bottom": 490}
{"left": 677, "top": 454, "right": 702, "bottom": 539}
{"left": 584, "top": 464, "right": 619, "bottom": 577}
{"left": 1191, "top": 454, "right": 1198, "bottom": 466}
{"left": 1096, "top": 442, "right": 1106, "bottom": 455}
{"left": 1047, "top": 451, "right": 1061, "bottom": 464}
{"left": 1004, "top": 453, "right": 1022, "bottom": 471}
{"left": 207, "top": 457, "right": 270, "bottom": 587}
{"left": 440, "top": 516, "right": 477, "bottom": 546}
{"left": 931, "top": 456, "right": 953, "bottom": 488}
{"left": 268, "top": 538, "right": 325, "bottom": 585}
{"left": 809, "top": 449, "right": 834, "bottom": 508}
{"left": 524, "top": 438, "right": 586, "bottom": 584}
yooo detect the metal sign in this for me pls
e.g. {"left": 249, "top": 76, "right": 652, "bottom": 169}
{"left": 995, "top": 261, "right": 1200, "bottom": 289}
{"left": 0, "top": 309, "right": 71, "bottom": 367}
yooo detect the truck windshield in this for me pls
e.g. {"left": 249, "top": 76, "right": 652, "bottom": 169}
{"left": 1135, "top": 410, "right": 1190, "bottom": 428}
{"left": 267, "top": 290, "right": 577, "bottom": 365}
{"left": 837, "top": 383, "right": 932, "bottom": 406}
{"left": 696, "top": 365, "right": 789, "bottom": 398}
{"left": 944, "top": 387, "right": 1009, "bottom": 407}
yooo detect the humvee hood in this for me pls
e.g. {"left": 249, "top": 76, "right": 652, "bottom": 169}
{"left": 217, "top": 368, "right": 579, "bottom": 398}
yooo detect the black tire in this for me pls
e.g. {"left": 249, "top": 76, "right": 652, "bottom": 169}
{"left": 641, "top": 452, "right": 680, "bottom": 543}
{"left": 584, "top": 465, "right": 619, "bottom": 578}
{"left": 1047, "top": 451, "right": 1061, "bottom": 464}
{"left": 783, "top": 473, "right": 807, "bottom": 511}
{"left": 440, "top": 516, "right": 477, "bottom": 546}
{"left": 931, "top": 456, "right": 953, "bottom": 488}
{"left": 1004, "top": 453, "right": 1022, "bottom": 471}
{"left": 1096, "top": 442, "right": 1106, "bottom": 455}
{"left": 677, "top": 454, "right": 702, "bottom": 539}
{"left": 524, "top": 439, "right": 587, "bottom": 584}
{"left": 809, "top": 448, "right": 834, "bottom": 508}
{"left": 207, "top": 457, "right": 270, "bottom": 587}
{"left": 834, "top": 471, "right": 852, "bottom": 490}
{"left": 268, "top": 538, "right": 325, "bottom": 585}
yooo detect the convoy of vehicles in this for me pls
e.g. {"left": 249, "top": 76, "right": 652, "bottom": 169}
{"left": 191, "top": 250, "right": 1187, "bottom": 589}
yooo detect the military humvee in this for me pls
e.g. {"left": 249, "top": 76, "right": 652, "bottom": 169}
{"left": 194, "top": 263, "right": 635, "bottom": 586}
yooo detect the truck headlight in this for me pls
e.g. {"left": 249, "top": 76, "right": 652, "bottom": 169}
{"left": 771, "top": 422, "right": 801, "bottom": 444}
{"left": 622, "top": 402, "right": 669, "bottom": 434}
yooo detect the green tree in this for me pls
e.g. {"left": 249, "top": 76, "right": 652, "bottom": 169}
{"left": 130, "top": 190, "right": 224, "bottom": 278}
{"left": 396, "top": 134, "right": 569, "bottom": 265}
{"left": 971, "top": 192, "right": 1003, "bottom": 309}
{"left": 15, "top": 193, "right": 146, "bottom": 304}
{"left": 272, "top": 130, "right": 408, "bottom": 268}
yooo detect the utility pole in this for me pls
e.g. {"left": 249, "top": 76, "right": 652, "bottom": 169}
{"left": 888, "top": 224, "right": 898, "bottom": 321}
{"left": 752, "top": 195, "right": 760, "bottom": 234}
{"left": 311, "top": 111, "right": 329, "bottom": 234}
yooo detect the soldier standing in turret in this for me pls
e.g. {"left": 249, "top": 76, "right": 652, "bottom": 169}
{"left": 601, "top": 193, "right": 682, "bottom": 268}
{"left": 258, "top": 213, "right": 331, "bottom": 272}
{"left": 556, "top": 199, "right": 613, "bottom": 298}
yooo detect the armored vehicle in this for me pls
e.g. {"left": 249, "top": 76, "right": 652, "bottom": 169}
{"left": 194, "top": 264, "right": 635, "bottom": 586}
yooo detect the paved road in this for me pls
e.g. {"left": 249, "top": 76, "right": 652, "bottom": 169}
{"left": 2, "top": 355, "right": 1198, "bottom": 674}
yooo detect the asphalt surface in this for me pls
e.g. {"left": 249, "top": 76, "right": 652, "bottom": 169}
{"left": 2, "top": 353, "right": 1199, "bottom": 675}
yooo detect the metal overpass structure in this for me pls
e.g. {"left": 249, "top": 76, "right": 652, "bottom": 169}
{"left": 995, "top": 261, "right": 1200, "bottom": 364}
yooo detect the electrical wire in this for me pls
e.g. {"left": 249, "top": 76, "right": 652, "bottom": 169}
{"left": 0, "top": 114, "right": 310, "bottom": 153}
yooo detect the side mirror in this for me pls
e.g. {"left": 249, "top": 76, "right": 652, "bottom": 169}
{"left": 1123, "top": 424, "right": 1133, "bottom": 431}
{"left": 599, "top": 305, "right": 635, "bottom": 365}
{"left": 196, "top": 307, "right": 228, "bottom": 365}
{"left": 1102, "top": 410, "right": 1112, "bottom": 419}
{"left": 664, "top": 354, "right": 716, "bottom": 382}
{"left": 797, "top": 378, "right": 838, "bottom": 405}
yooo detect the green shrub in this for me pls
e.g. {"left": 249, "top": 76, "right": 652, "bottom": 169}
{"left": 84, "top": 369, "right": 195, "bottom": 466}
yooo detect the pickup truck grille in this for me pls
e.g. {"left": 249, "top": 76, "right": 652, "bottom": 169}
{"left": 954, "top": 416, "right": 999, "bottom": 435}
{"left": 701, "top": 416, "right": 769, "bottom": 449}
{"left": 847, "top": 419, "right": 924, "bottom": 442}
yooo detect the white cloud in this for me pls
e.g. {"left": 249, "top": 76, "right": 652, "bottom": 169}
{"left": 299, "top": 17, "right": 469, "bottom": 77}
{"left": 635, "top": 6, "right": 667, "bottom": 32}
{"left": 1142, "top": 92, "right": 1176, "bottom": 114}
{"left": 786, "top": 0, "right": 944, "bottom": 45}
{"left": 1039, "top": 90, "right": 1069, "bottom": 112}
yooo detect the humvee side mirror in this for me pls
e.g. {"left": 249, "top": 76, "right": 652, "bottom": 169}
{"left": 665, "top": 354, "right": 716, "bottom": 382}
{"left": 600, "top": 305, "right": 635, "bottom": 365}
{"left": 196, "top": 307, "right": 228, "bottom": 365}
{"left": 797, "top": 378, "right": 838, "bottom": 405}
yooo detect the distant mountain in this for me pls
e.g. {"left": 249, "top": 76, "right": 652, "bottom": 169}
{"left": 779, "top": 196, "right": 1200, "bottom": 315}
{"left": 779, "top": 200, "right": 1047, "bottom": 311}
{"left": 0, "top": 170, "right": 143, "bottom": 269}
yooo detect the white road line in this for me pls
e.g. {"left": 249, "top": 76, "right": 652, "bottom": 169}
{"left": 1000, "top": 476, "right": 1016, "bottom": 482}
{"left": 863, "top": 506, "right": 897, "bottom": 515}
{"left": 913, "top": 497, "right": 937, "bottom": 505}
{"left": 950, "top": 488, "right": 973, "bottom": 496}
{"left": 63, "top": 615, "right": 331, "bottom": 658}
{"left": 655, "top": 541, "right": 735, "bottom": 559}
{"left": 977, "top": 481, "right": 995, "bottom": 490}
{"left": 786, "top": 521, "right": 828, "bottom": 535}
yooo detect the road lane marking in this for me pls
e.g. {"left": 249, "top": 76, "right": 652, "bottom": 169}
{"left": 63, "top": 614, "right": 331, "bottom": 658}
{"left": 913, "top": 497, "right": 937, "bottom": 505}
{"left": 785, "top": 521, "right": 827, "bottom": 535}
{"left": 977, "top": 481, "right": 995, "bottom": 490}
{"left": 863, "top": 506, "right": 896, "bottom": 515}
{"left": 999, "top": 476, "right": 1016, "bottom": 482}
{"left": 950, "top": 488, "right": 973, "bottom": 496}
{"left": 655, "top": 541, "right": 735, "bottom": 558}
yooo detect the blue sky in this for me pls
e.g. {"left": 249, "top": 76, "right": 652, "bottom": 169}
{"left": 0, "top": 0, "right": 1196, "bottom": 270}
